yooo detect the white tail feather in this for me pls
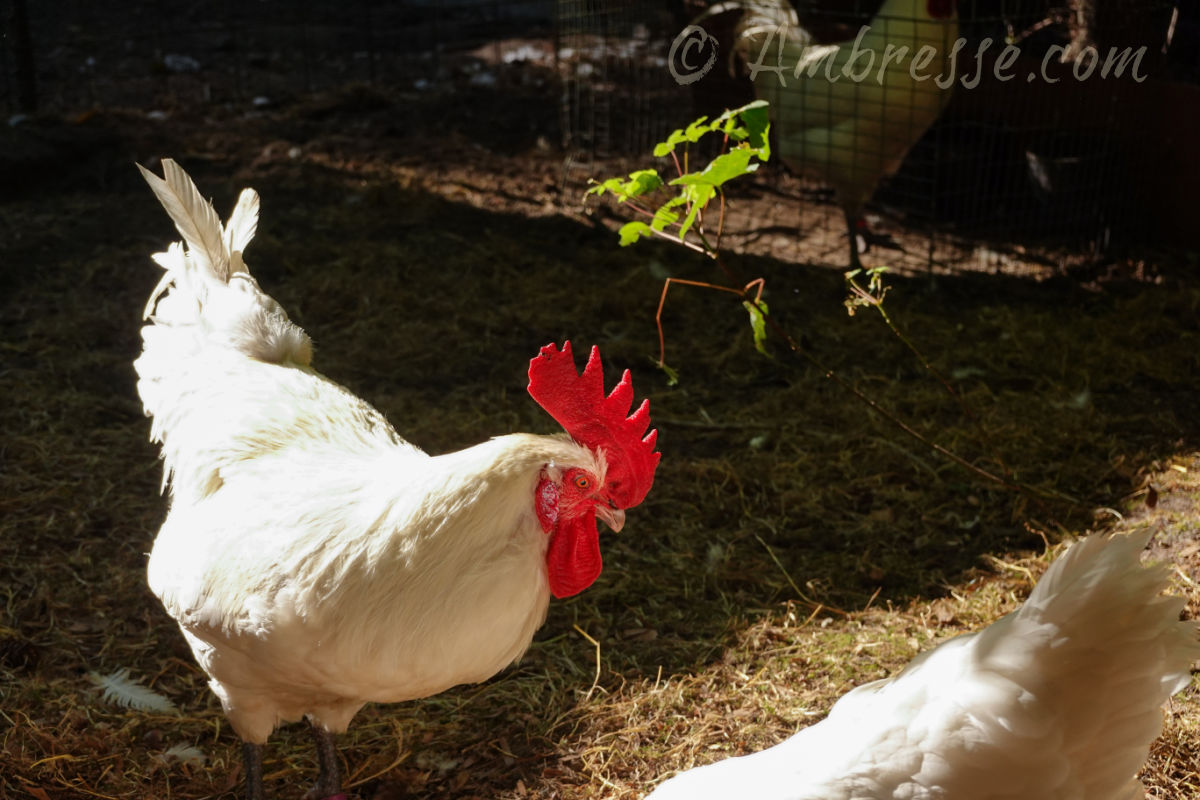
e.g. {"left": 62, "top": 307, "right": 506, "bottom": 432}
{"left": 223, "top": 187, "right": 260, "bottom": 274}
{"left": 646, "top": 532, "right": 1198, "bottom": 800}
{"left": 137, "top": 160, "right": 229, "bottom": 279}
{"left": 979, "top": 531, "right": 1199, "bottom": 799}
{"left": 136, "top": 158, "right": 311, "bottom": 367}
{"left": 136, "top": 159, "right": 314, "bottom": 498}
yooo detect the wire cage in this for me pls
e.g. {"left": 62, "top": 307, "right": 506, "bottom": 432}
{"left": 1, "top": 0, "right": 1191, "bottom": 274}
{"left": 557, "top": 0, "right": 1189, "bottom": 277}
{"left": 555, "top": 0, "right": 696, "bottom": 185}
{"left": 0, "top": 0, "right": 561, "bottom": 113}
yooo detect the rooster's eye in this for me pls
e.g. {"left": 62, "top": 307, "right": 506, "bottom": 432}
{"left": 574, "top": 474, "right": 591, "bottom": 491}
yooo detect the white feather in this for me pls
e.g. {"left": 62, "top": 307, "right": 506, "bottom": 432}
{"left": 88, "top": 668, "right": 178, "bottom": 714}
{"left": 153, "top": 743, "right": 207, "bottom": 768}
{"left": 138, "top": 160, "right": 229, "bottom": 278}
{"left": 646, "top": 531, "right": 1199, "bottom": 800}
{"left": 223, "top": 188, "right": 259, "bottom": 274}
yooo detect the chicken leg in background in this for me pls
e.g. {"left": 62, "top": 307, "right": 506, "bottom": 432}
{"left": 733, "top": 0, "right": 958, "bottom": 269}
{"left": 646, "top": 530, "right": 1199, "bottom": 800}
{"left": 135, "top": 159, "right": 660, "bottom": 800}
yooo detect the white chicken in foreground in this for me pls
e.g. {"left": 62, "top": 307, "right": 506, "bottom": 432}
{"left": 135, "top": 160, "right": 660, "bottom": 800}
{"left": 647, "top": 531, "right": 1199, "bottom": 800}
{"left": 734, "top": 0, "right": 958, "bottom": 269}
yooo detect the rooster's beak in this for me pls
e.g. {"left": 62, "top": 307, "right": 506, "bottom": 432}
{"left": 594, "top": 504, "right": 625, "bottom": 533}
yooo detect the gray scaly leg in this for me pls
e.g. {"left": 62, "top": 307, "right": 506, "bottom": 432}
{"left": 304, "top": 719, "right": 346, "bottom": 800}
{"left": 243, "top": 741, "right": 266, "bottom": 800}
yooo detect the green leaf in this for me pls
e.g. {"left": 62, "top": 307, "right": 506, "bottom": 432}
{"left": 743, "top": 299, "right": 771, "bottom": 357}
{"left": 672, "top": 147, "right": 759, "bottom": 189}
{"left": 684, "top": 116, "right": 713, "bottom": 142}
{"left": 677, "top": 184, "right": 716, "bottom": 240}
{"left": 618, "top": 221, "right": 654, "bottom": 247}
{"left": 654, "top": 127, "right": 691, "bottom": 157}
{"left": 737, "top": 102, "right": 771, "bottom": 152}
{"left": 650, "top": 196, "right": 684, "bottom": 232}
{"left": 653, "top": 115, "right": 719, "bottom": 156}
{"left": 711, "top": 100, "right": 770, "bottom": 146}
{"left": 714, "top": 99, "right": 768, "bottom": 124}
{"left": 624, "top": 169, "right": 663, "bottom": 197}
{"left": 652, "top": 137, "right": 680, "bottom": 158}
{"left": 585, "top": 177, "right": 626, "bottom": 198}
{"left": 657, "top": 361, "right": 680, "bottom": 387}
{"left": 586, "top": 170, "right": 663, "bottom": 202}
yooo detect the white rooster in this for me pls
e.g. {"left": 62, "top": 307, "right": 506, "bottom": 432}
{"left": 646, "top": 530, "right": 1199, "bottom": 800}
{"left": 734, "top": 0, "right": 958, "bottom": 268}
{"left": 135, "top": 160, "right": 660, "bottom": 800}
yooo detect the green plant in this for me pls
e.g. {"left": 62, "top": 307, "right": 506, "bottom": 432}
{"left": 586, "top": 101, "right": 773, "bottom": 381}
{"left": 588, "top": 104, "right": 1085, "bottom": 511}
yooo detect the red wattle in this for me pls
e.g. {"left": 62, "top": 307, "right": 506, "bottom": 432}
{"left": 546, "top": 511, "right": 603, "bottom": 599}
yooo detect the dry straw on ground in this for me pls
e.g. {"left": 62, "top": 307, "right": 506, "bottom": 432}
{"left": 1, "top": 89, "right": 1197, "bottom": 798}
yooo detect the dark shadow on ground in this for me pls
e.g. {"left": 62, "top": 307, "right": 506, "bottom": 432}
{"left": 2, "top": 111, "right": 1197, "bottom": 799}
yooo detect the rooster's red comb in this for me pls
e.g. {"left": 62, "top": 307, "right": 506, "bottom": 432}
{"left": 528, "top": 341, "right": 659, "bottom": 509}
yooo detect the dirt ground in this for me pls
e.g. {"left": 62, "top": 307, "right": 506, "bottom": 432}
{"left": 1, "top": 77, "right": 1198, "bottom": 799}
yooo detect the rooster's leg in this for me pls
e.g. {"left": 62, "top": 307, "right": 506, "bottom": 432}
{"left": 303, "top": 719, "right": 346, "bottom": 800}
{"left": 844, "top": 208, "right": 864, "bottom": 271}
{"left": 242, "top": 741, "right": 267, "bottom": 800}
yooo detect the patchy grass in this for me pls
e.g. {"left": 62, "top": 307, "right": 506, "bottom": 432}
{"left": 1, "top": 95, "right": 1197, "bottom": 799}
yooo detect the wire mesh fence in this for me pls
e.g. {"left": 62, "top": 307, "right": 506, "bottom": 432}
{"left": 555, "top": 1, "right": 695, "bottom": 185}
{"left": 561, "top": 0, "right": 1185, "bottom": 274}
{"left": 1, "top": 0, "right": 1192, "bottom": 272}
{"left": 1, "top": 0, "right": 558, "bottom": 114}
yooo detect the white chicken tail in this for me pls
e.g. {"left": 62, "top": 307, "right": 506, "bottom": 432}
{"left": 136, "top": 159, "right": 314, "bottom": 499}
{"left": 972, "top": 530, "right": 1200, "bottom": 799}
{"left": 646, "top": 531, "right": 1196, "bottom": 800}
{"left": 137, "top": 159, "right": 312, "bottom": 370}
